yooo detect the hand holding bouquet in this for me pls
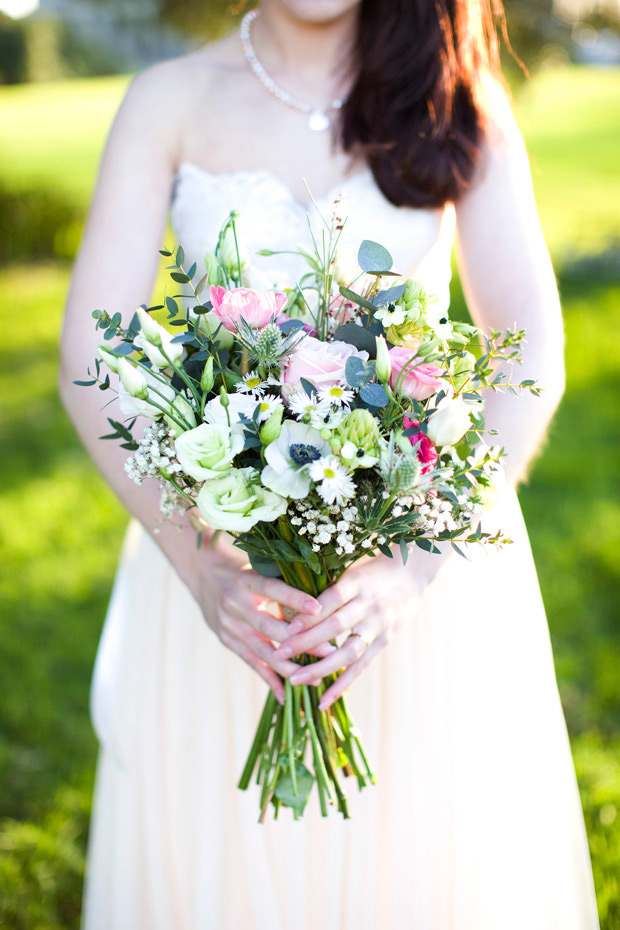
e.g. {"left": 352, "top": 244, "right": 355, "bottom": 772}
{"left": 77, "top": 205, "right": 539, "bottom": 820}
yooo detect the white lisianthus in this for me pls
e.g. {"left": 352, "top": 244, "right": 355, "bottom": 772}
{"left": 118, "top": 363, "right": 175, "bottom": 418}
{"left": 164, "top": 394, "right": 197, "bottom": 438}
{"left": 175, "top": 423, "right": 244, "bottom": 481}
{"left": 262, "top": 420, "right": 329, "bottom": 499}
{"left": 135, "top": 309, "right": 183, "bottom": 369}
{"left": 308, "top": 455, "right": 356, "bottom": 506}
{"left": 426, "top": 395, "right": 472, "bottom": 446}
{"left": 203, "top": 393, "right": 258, "bottom": 431}
{"left": 196, "top": 467, "right": 287, "bottom": 532}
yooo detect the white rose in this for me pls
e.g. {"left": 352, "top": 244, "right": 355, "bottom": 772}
{"left": 175, "top": 423, "right": 243, "bottom": 481}
{"left": 196, "top": 466, "right": 288, "bottom": 532}
{"left": 426, "top": 396, "right": 472, "bottom": 446}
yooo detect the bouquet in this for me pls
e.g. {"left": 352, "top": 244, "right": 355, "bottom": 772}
{"left": 77, "top": 204, "right": 539, "bottom": 821}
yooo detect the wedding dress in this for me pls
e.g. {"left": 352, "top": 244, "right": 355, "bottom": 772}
{"left": 81, "top": 163, "right": 600, "bottom": 930}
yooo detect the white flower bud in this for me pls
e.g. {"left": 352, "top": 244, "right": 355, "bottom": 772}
{"left": 375, "top": 334, "right": 392, "bottom": 383}
{"left": 137, "top": 308, "right": 164, "bottom": 348}
{"left": 426, "top": 396, "right": 472, "bottom": 446}
{"left": 118, "top": 358, "right": 148, "bottom": 399}
{"left": 98, "top": 345, "right": 120, "bottom": 373}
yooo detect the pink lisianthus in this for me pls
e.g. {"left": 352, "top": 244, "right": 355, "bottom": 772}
{"left": 282, "top": 336, "right": 368, "bottom": 399}
{"left": 403, "top": 415, "right": 438, "bottom": 475}
{"left": 210, "top": 285, "right": 287, "bottom": 332}
{"left": 388, "top": 346, "right": 443, "bottom": 400}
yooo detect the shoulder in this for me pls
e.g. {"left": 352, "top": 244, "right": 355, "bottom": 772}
{"left": 114, "top": 31, "right": 244, "bottom": 151}
{"left": 474, "top": 69, "right": 528, "bottom": 155}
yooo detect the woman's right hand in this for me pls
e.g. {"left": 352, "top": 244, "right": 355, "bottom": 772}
{"left": 188, "top": 542, "right": 327, "bottom": 704}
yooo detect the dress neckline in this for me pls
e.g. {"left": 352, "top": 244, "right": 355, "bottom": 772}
{"left": 174, "top": 161, "right": 375, "bottom": 216}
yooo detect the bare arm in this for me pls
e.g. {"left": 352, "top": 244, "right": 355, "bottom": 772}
{"left": 454, "top": 76, "right": 566, "bottom": 486}
{"left": 58, "top": 63, "right": 323, "bottom": 701}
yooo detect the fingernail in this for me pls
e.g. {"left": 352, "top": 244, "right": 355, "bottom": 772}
{"left": 276, "top": 692, "right": 285, "bottom": 706}
{"left": 274, "top": 645, "right": 292, "bottom": 659}
{"left": 287, "top": 620, "right": 303, "bottom": 636}
{"left": 318, "top": 699, "right": 330, "bottom": 712}
{"left": 304, "top": 599, "right": 321, "bottom": 614}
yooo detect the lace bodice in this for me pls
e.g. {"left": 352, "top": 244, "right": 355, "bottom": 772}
{"left": 170, "top": 162, "right": 456, "bottom": 314}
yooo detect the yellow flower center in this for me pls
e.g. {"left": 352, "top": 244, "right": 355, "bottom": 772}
{"left": 324, "top": 468, "right": 335, "bottom": 479}
{"left": 247, "top": 377, "right": 261, "bottom": 388}
{"left": 330, "top": 386, "right": 344, "bottom": 396}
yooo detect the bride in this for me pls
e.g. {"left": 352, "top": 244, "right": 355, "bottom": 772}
{"left": 59, "top": 0, "right": 600, "bottom": 927}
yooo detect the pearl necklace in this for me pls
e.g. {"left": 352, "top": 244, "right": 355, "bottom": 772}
{"left": 239, "top": 9, "right": 345, "bottom": 132}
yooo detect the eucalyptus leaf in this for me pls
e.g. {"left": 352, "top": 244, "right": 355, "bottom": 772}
{"left": 279, "top": 319, "right": 306, "bottom": 335}
{"left": 171, "top": 272, "right": 190, "bottom": 284}
{"left": 338, "top": 285, "right": 377, "bottom": 314}
{"left": 345, "top": 356, "right": 366, "bottom": 388}
{"left": 358, "top": 239, "right": 393, "bottom": 274}
{"left": 300, "top": 377, "right": 318, "bottom": 398}
{"left": 333, "top": 323, "right": 377, "bottom": 356}
{"left": 176, "top": 245, "right": 185, "bottom": 267}
{"left": 166, "top": 296, "right": 179, "bottom": 315}
{"left": 373, "top": 283, "right": 407, "bottom": 306}
{"left": 359, "top": 382, "right": 389, "bottom": 408}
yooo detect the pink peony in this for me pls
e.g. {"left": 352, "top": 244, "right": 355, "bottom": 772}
{"left": 282, "top": 336, "right": 368, "bottom": 397}
{"left": 388, "top": 346, "right": 443, "bottom": 400}
{"left": 210, "top": 285, "right": 287, "bottom": 332}
{"left": 403, "top": 415, "right": 438, "bottom": 475}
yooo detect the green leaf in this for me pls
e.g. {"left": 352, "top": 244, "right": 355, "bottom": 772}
{"left": 248, "top": 553, "right": 282, "bottom": 578}
{"left": 195, "top": 273, "right": 209, "bottom": 297}
{"left": 171, "top": 272, "right": 190, "bottom": 284}
{"left": 357, "top": 239, "right": 393, "bottom": 274}
{"left": 187, "top": 261, "right": 197, "bottom": 281}
{"left": 166, "top": 296, "right": 179, "bottom": 315}
{"left": 176, "top": 245, "right": 185, "bottom": 267}
{"left": 338, "top": 285, "right": 377, "bottom": 313}
{"left": 274, "top": 763, "right": 314, "bottom": 815}
{"left": 73, "top": 379, "right": 96, "bottom": 387}
{"left": 399, "top": 539, "right": 409, "bottom": 565}
{"left": 451, "top": 541, "right": 469, "bottom": 560}
{"left": 415, "top": 537, "right": 442, "bottom": 554}
{"left": 300, "top": 377, "right": 318, "bottom": 398}
{"left": 159, "top": 248, "right": 173, "bottom": 257}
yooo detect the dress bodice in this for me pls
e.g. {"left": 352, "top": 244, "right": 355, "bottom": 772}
{"left": 170, "top": 162, "right": 456, "bottom": 314}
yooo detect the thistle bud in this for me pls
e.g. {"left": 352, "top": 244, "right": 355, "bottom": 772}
{"left": 201, "top": 356, "right": 215, "bottom": 394}
{"left": 259, "top": 405, "right": 283, "bottom": 446}
{"left": 98, "top": 345, "right": 120, "bottom": 374}
{"left": 118, "top": 358, "right": 148, "bottom": 399}
{"left": 375, "top": 335, "right": 392, "bottom": 383}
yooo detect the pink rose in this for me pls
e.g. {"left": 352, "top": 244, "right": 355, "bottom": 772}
{"left": 388, "top": 346, "right": 443, "bottom": 400}
{"left": 282, "top": 336, "right": 368, "bottom": 397}
{"left": 403, "top": 415, "right": 438, "bottom": 475}
{"left": 210, "top": 285, "right": 287, "bottom": 332}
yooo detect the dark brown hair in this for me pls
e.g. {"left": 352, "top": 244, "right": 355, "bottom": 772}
{"left": 339, "top": 0, "right": 521, "bottom": 208}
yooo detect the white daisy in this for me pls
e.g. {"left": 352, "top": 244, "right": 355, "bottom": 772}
{"left": 235, "top": 370, "right": 268, "bottom": 396}
{"left": 289, "top": 391, "right": 324, "bottom": 420}
{"left": 309, "top": 455, "right": 356, "bottom": 506}
{"left": 317, "top": 383, "right": 355, "bottom": 407}
{"left": 254, "top": 394, "right": 284, "bottom": 423}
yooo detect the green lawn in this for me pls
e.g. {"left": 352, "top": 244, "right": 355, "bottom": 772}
{"left": 1, "top": 66, "right": 619, "bottom": 928}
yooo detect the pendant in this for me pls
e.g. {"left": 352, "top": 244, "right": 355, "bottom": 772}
{"left": 308, "top": 108, "right": 330, "bottom": 132}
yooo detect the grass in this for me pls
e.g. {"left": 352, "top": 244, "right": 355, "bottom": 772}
{"left": 1, "top": 65, "right": 619, "bottom": 927}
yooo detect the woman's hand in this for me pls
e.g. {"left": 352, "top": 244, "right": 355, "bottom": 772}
{"left": 272, "top": 553, "right": 432, "bottom": 711}
{"left": 189, "top": 543, "right": 331, "bottom": 704}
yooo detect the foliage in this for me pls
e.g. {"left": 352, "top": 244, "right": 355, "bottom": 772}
{"left": 0, "top": 182, "right": 82, "bottom": 263}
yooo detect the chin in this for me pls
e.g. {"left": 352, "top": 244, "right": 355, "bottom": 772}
{"left": 269, "top": 0, "right": 362, "bottom": 24}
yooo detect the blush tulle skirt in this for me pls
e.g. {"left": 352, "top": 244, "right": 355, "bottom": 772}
{"left": 81, "top": 487, "right": 599, "bottom": 930}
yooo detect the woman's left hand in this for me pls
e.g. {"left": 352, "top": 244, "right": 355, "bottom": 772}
{"left": 272, "top": 553, "right": 433, "bottom": 711}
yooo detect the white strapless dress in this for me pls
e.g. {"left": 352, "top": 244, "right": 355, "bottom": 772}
{"left": 81, "top": 164, "right": 599, "bottom": 930}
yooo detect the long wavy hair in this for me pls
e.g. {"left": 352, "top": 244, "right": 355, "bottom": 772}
{"left": 339, "top": 0, "right": 521, "bottom": 207}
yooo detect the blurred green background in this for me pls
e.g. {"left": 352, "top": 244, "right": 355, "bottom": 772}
{"left": 0, "top": 1, "right": 619, "bottom": 927}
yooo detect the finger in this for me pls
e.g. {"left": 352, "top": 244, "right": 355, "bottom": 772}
{"left": 282, "top": 575, "right": 362, "bottom": 637}
{"left": 228, "top": 618, "right": 301, "bottom": 678}
{"left": 318, "top": 640, "right": 383, "bottom": 710}
{"left": 288, "top": 630, "right": 368, "bottom": 684}
{"left": 219, "top": 628, "right": 285, "bottom": 704}
{"left": 243, "top": 573, "right": 322, "bottom": 616}
{"left": 274, "top": 604, "right": 361, "bottom": 660}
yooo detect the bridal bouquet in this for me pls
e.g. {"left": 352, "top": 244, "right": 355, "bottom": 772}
{"left": 77, "top": 206, "right": 539, "bottom": 821}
